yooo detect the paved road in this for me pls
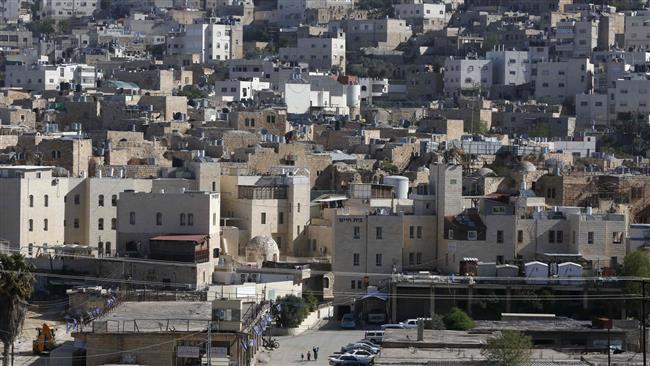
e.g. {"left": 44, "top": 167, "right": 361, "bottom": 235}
{"left": 261, "top": 321, "right": 367, "bottom": 365}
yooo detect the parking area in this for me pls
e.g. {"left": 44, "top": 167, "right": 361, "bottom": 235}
{"left": 263, "top": 321, "right": 369, "bottom": 365}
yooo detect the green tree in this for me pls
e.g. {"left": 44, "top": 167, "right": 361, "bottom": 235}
{"left": 302, "top": 291, "right": 319, "bottom": 312}
{"left": 56, "top": 20, "right": 71, "bottom": 35}
{"left": 0, "top": 253, "right": 35, "bottom": 366}
{"left": 622, "top": 251, "right": 650, "bottom": 313}
{"left": 442, "top": 307, "right": 474, "bottom": 330}
{"left": 424, "top": 314, "right": 445, "bottom": 330}
{"left": 176, "top": 86, "right": 208, "bottom": 100}
{"left": 27, "top": 19, "right": 55, "bottom": 38}
{"left": 481, "top": 330, "right": 533, "bottom": 366}
{"left": 274, "top": 294, "right": 309, "bottom": 328}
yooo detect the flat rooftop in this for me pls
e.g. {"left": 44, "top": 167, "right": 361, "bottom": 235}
{"left": 375, "top": 347, "right": 586, "bottom": 366}
{"left": 474, "top": 318, "right": 626, "bottom": 332}
{"left": 93, "top": 301, "right": 211, "bottom": 332}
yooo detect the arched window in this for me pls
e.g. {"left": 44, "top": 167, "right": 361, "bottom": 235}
{"left": 156, "top": 212, "right": 163, "bottom": 226}
{"left": 98, "top": 194, "right": 104, "bottom": 207}
{"left": 111, "top": 194, "right": 117, "bottom": 206}
{"left": 98, "top": 218, "right": 104, "bottom": 230}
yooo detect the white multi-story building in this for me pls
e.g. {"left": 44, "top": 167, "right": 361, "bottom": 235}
{"left": 0, "top": 0, "right": 30, "bottom": 22}
{"left": 279, "top": 31, "right": 346, "bottom": 72}
{"left": 533, "top": 58, "right": 593, "bottom": 104}
{"left": 41, "top": 0, "right": 98, "bottom": 18}
{"left": 609, "top": 73, "right": 650, "bottom": 121}
{"left": 214, "top": 78, "right": 271, "bottom": 102}
{"left": 555, "top": 19, "right": 598, "bottom": 58}
{"left": 394, "top": 1, "right": 447, "bottom": 32}
{"left": 443, "top": 57, "right": 493, "bottom": 98}
{"left": 625, "top": 10, "right": 650, "bottom": 50}
{"left": 284, "top": 73, "right": 361, "bottom": 115}
{"left": 166, "top": 18, "right": 243, "bottom": 63}
{"left": 5, "top": 63, "right": 99, "bottom": 92}
{"left": 0, "top": 166, "right": 66, "bottom": 254}
{"left": 486, "top": 49, "right": 530, "bottom": 86}
{"left": 575, "top": 93, "right": 609, "bottom": 129}
{"left": 220, "top": 168, "right": 310, "bottom": 257}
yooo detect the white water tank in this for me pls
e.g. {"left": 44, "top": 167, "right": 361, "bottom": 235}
{"left": 384, "top": 175, "right": 409, "bottom": 199}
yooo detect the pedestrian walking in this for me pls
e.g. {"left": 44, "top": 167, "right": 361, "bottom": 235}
{"left": 301, "top": 352, "right": 304, "bottom": 361}
{"left": 307, "top": 350, "right": 311, "bottom": 361}
{"left": 313, "top": 346, "right": 319, "bottom": 360}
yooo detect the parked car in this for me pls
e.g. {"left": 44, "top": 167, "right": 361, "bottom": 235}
{"left": 364, "top": 331, "right": 384, "bottom": 344}
{"left": 343, "top": 349, "right": 376, "bottom": 361}
{"left": 341, "top": 342, "right": 380, "bottom": 354}
{"left": 340, "top": 313, "right": 356, "bottom": 329}
{"left": 402, "top": 319, "right": 419, "bottom": 329}
{"left": 329, "top": 354, "right": 373, "bottom": 365}
{"left": 367, "top": 311, "right": 386, "bottom": 324}
{"left": 380, "top": 323, "right": 405, "bottom": 330}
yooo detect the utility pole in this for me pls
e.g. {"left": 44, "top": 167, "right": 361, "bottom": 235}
{"left": 207, "top": 320, "right": 211, "bottom": 366}
{"left": 643, "top": 280, "right": 647, "bottom": 366}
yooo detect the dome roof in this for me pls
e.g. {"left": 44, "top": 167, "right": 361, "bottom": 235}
{"left": 473, "top": 167, "right": 495, "bottom": 177}
{"left": 518, "top": 161, "right": 537, "bottom": 173}
{"left": 246, "top": 235, "right": 279, "bottom": 254}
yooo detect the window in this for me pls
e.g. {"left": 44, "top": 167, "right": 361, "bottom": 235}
{"left": 376, "top": 227, "right": 383, "bottom": 239}
{"left": 297, "top": 225, "right": 301, "bottom": 233}
{"left": 261, "top": 212, "right": 266, "bottom": 224}
{"left": 74, "top": 218, "right": 79, "bottom": 228}
{"left": 409, "top": 226, "right": 414, "bottom": 239}
{"left": 297, "top": 203, "right": 301, "bottom": 213}
{"left": 43, "top": 219, "right": 48, "bottom": 231}
{"left": 448, "top": 229, "right": 454, "bottom": 239}
{"left": 111, "top": 195, "right": 117, "bottom": 206}
{"left": 98, "top": 194, "right": 104, "bottom": 207}
{"left": 517, "top": 230, "right": 523, "bottom": 243}
{"left": 416, "top": 252, "right": 422, "bottom": 265}
{"left": 409, "top": 252, "right": 415, "bottom": 265}
{"left": 376, "top": 253, "right": 382, "bottom": 266}
{"left": 358, "top": 280, "right": 363, "bottom": 289}
{"left": 497, "top": 230, "right": 504, "bottom": 243}
{"left": 129, "top": 212, "right": 136, "bottom": 225}
{"left": 29, "top": 195, "right": 33, "bottom": 207}
{"left": 588, "top": 231, "right": 594, "bottom": 244}
{"left": 417, "top": 226, "right": 423, "bottom": 239}
{"left": 549, "top": 230, "right": 556, "bottom": 243}
{"left": 98, "top": 218, "right": 104, "bottom": 230}
{"left": 492, "top": 206, "right": 505, "bottom": 214}
{"left": 279, "top": 212, "right": 284, "bottom": 225}
{"left": 156, "top": 212, "right": 162, "bottom": 226}
{"left": 353, "top": 253, "right": 360, "bottom": 266}
{"left": 467, "top": 231, "right": 477, "bottom": 240}
{"left": 188, "top": 214, "right": 194, "bottom": 226}
{"left": 351, "top": 280, "right": 356, "bottom": 289}
{"left": 111, "top": 218, "right": 116, "bottom": 230}
{"left": 557, "top": 231, "right": 564, "bottom": 244}
{"left": 354, "top": 226, "right": 360, "bottom": 239}
{"left": 105, "top": 242, "right": 111, "bottom": 256}
{"left": 613, "top": 231, "right": 623, "bottom": 244}
{"left": 213, "top": 213, "right": 217, "bottom": 226}
{"left": 28, "top": 219, "right": 33, "bottom": 232}
{"left": 74, "top": 194, "right": 80, "bottom": 205}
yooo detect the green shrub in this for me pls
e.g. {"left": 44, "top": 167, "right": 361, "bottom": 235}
{"left": 274, "top": 294, "right": 309, "bottom": 328}
{"left": 443, "top": 307, "right": 474, "bottom": 330}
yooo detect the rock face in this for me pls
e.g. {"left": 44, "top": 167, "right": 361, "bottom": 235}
{"left": 245, "top": 235, "right": 280, "bottom": 263}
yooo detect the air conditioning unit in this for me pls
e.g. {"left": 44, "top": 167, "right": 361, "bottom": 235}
{"left": 239, "top": 273, "right": 248, "bottom": 283}
{"left": 249, "top": 273, "right": 260, "bottom": 282}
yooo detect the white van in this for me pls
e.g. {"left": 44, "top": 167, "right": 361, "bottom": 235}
{"left": 364, "top": 330, "right": 385, "bottom": 344}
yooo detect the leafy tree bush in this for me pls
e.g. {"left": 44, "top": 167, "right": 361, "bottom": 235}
{"left": 177, "top": 86, "right": 208, "bottom": 100}
{"left": 424, "top": 314, "right": 445, "bottom": 330}
{"left": 274, "top": 294, "right": 309, "bottom": 328}
{"left": 481, "top": 330, "right": 533, "bottom": 366}
{"left": 302, "top": 291, "right": 319, "bottom": 312}
{"left": 442, "top": 307, "right": 474, "bottom": 330}
{"left": 0, "top": 254, "right": 35, "bottom": 366}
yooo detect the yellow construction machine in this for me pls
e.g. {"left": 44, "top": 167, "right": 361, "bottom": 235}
{"left": 33, "top": 323, "right": 56, "bottom": 355}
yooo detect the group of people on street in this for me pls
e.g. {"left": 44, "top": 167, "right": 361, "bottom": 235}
{"left": 300, "top": 346, "right": 319, "bottom": 361}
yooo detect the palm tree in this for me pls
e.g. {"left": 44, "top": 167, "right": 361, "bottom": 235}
{"left": 0, "top": 253, "right": 35, "bottom": 366}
